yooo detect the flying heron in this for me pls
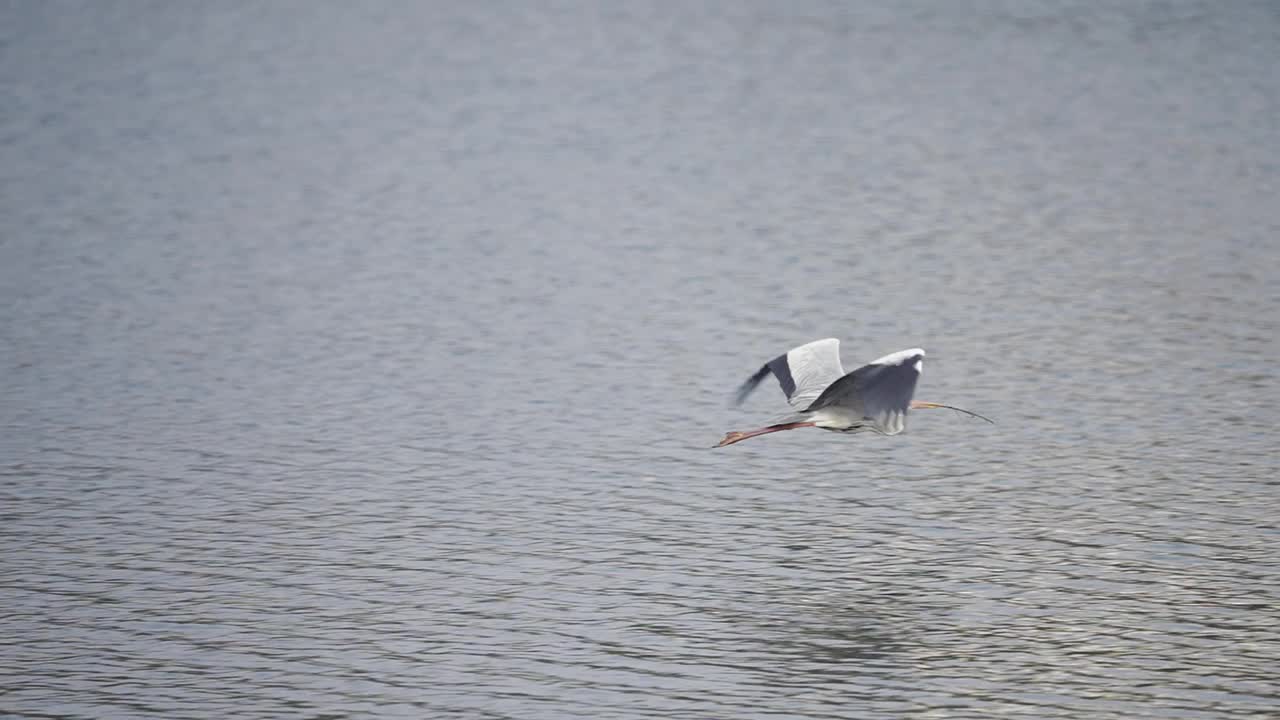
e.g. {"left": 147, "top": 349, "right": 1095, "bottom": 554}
{"left": 715, "top": 338, "right": 992, "bottom": 448}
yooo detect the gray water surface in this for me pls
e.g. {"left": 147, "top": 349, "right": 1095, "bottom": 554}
{"left": 3, "top": 2, "right": 1279, "bottom": 718}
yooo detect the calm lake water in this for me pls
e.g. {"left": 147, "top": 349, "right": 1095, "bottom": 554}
{"left": 3, "top": 2, "right": 1278, "bottom": 718}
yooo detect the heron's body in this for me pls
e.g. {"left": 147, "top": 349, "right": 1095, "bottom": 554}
{"left": 810, "top": 406, "right": 871, "bottom": 432}
{"left": 715, "top": 338, "right": 990, "bottom": 448}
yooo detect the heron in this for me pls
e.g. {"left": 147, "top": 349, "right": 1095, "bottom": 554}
{"left": 715, "top": 338, "right": 992, "bottom": 448}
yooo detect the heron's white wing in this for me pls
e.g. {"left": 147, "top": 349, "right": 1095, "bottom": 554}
{"left": 783, "top": 338, "right": 847, "bottom": 409}
{"left": 734, "top": 338, "right": 846, "bottom": 410}
{"left": 804, "top": 348, "right": 925, "bottom": 434}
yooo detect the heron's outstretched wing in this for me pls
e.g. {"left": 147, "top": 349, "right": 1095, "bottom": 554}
{"left": 803, "top": 348, "right": 924, "bottom": 435}
{"left": 734, "top": 338, "right": 846, "bottom": 410}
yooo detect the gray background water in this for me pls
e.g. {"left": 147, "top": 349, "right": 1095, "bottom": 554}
{"left": 3, "top": 2, "right": 1278, "bottom": 718}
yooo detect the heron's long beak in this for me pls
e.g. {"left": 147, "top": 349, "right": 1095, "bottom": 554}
{"left": 910, "top": 401, "right": 995, "bottom": 424}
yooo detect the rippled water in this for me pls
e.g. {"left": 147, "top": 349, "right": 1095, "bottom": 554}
{"left": 3, "top": 2, "right": 1279, "bottom": 718}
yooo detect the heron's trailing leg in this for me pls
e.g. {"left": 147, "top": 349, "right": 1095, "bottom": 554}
{"left": 910, "top": 401, "right": 995, "bottom": 424}
{"left": 715, "top": 421, "right": 816, "bottom": 448}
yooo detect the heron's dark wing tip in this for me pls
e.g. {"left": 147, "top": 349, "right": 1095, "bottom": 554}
{"left": 732, "top": 364, "right": 772, "bottom": 406}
